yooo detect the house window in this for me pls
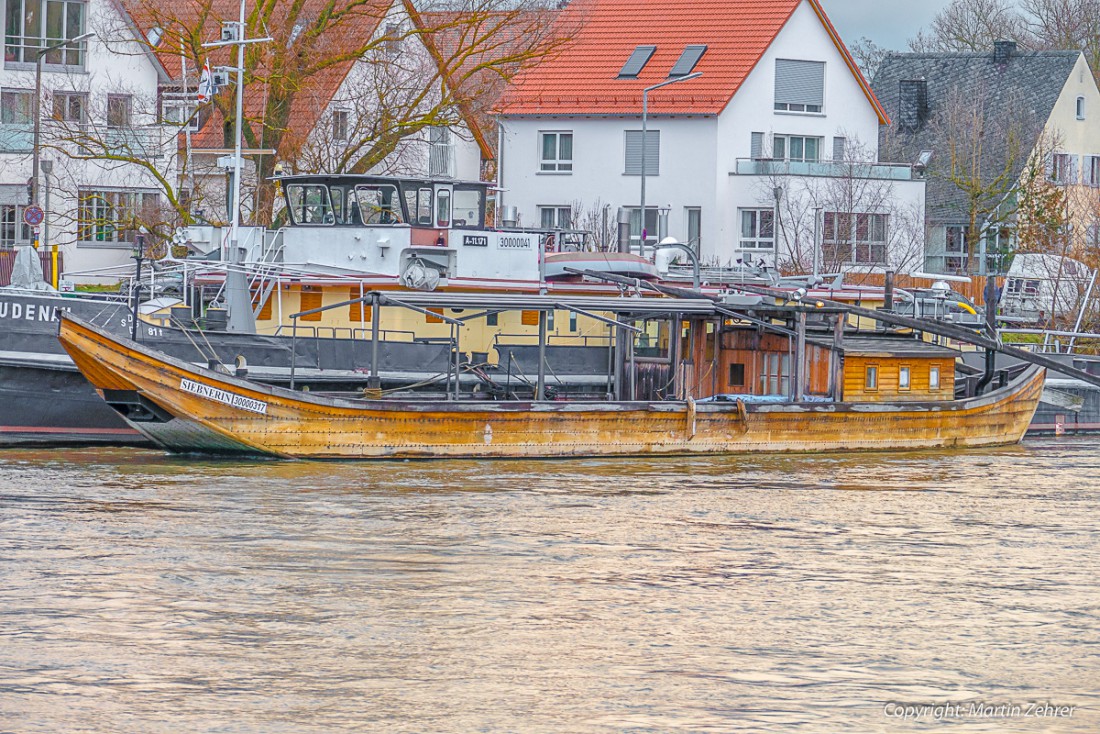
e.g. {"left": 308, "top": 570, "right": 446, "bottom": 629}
{"left": 624, "top": 130, "right": 659, "bottom": 175}
{"left": 4, "top": 0, "right": 86, "bottom": 66}
{"left": 332, "top": 110, "right": 349, "bottom": 142}
{"left": 384, "top": 23, "right": 400, "bottom": 56}
{"left": 161, "top": 97, "right": 198, "bottom": 131}
{"left": 428, "top": 125, "right": 453, "bottom": 177}
{"left": 1077, "top": 96, "right": 1086, "bottom": 120}
{"left": 539, "top": 131, "right": 572, "bottom": 172}
{"left": 106, "top": 94, "right": 132, "bottom": 129}
{"left": 1084, "top": 155, "right": 1100, "bottom": 187}
{"left": 686, "top": 207, "right": 701, "bottom": 252}
{"left": 1051, "top": 153, "right": 1076, "bottom": 184}
{"left": 52, "top": 91, "right": 86, "bottom": 126}
{"left": 739, "top": 208, "right": 774, "bottom": 249}
{"left": 1, "top": 204, "right": 33, "bottom": 246}
{"left": 626, "top": 206, "right": 658, "bottom": 245}
{"left": 728, "top": 363, "right": 746, "bottom": 387}
{"left": 899, "top": 365, "right": 911, "bottom": 390}
{"left": 865, "top": 365, "right": 878, "bottom": 390}
{"left": 774, "top": 59, "right": 825, "bottom": 113}
{"left": 77, "top": 189, "right": 161, "bottom": 245}
{"left": 538, "top": 206, "right": 571, "bottom": 229}
{"left": 773, "top": 135, "right": 821, "bottom": 162}
{"left": 1, "top": 89, "right": 33, "bottom": 125}
{"left": 929, "top": 365, "right": 941, "bottom": 390}
{"left": 945, "top": 224, "right": 970, "bottom": 271}
{"left": 823, "top": 212, "right": 887, "bottom": 264}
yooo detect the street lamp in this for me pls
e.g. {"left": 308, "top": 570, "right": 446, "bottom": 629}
{"left": 637, "top": 71, "right": 701, "bottom": 253}
{"left": 131, "top": 230, "right": 146, "bottom": 340}
{"left": 32, "top": 31, "right": 94, "bottom": 209}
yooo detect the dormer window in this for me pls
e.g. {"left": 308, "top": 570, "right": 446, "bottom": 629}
{"left": 618, "top": 45, "right": 656, "bottom": 78}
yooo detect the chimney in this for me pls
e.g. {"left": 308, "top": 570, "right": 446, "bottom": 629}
{"left": 898, "top": 79, "right": 928, "bottom": 132}
{"left": 993, "top": 40, "right": 1016, "bottom": 64}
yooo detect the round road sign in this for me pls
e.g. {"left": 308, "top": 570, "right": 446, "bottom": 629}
{"left": 23, "top": 205, "right": 44, "bottom": 227}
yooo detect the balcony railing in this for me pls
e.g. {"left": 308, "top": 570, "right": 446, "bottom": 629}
{"left": 734, "top": 158, "right": 917, "bottom": 181}
{"left": 101, "top": 127, "right": 167, "bottom": 159}
{"left": 0, "top": 124, "right": 34, "bottom": 153}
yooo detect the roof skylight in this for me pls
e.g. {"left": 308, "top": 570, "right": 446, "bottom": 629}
{"left": 669, "top": 45, "right": 707, "bottom": 77}
{"left": 618, "top": 45, "right": 657, "bottom": 78}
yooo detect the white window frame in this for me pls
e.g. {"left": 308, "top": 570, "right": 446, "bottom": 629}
{"left": 539, "top": 131, "right": 573, "bottom": 173}
{"left": 1077, "top": 96, "right": 1086, "bottom": 120}
{"left": 4, "top": 0, "right": 87, "bottom": 68}
{"left": 77, "top": 188, "right": 161, "bottom": 248}
{"left": 823, "top": 211, "right": 888, "bottom": 264}
{"left": 739, "top": 208, "right": 774, "bottom": 250}
{"left": 538, "top": 205, "right": 571, "bottom": 229}
{"left": 685, "top": 206, "right": 701, "bottom": 253}
{"left": 1051, "top": 152, "right": 1076, "bottom": 184}
{"left": 899, "top": 365, "right": 911, "bottom": 390}
{"left": 331, "top": 109, "right": 350, "bottom": 142}
{"left": 929, "top": 365, "right": 940, "bottom": 390}
{"left": 106, "top": 94, "right": 132, "bottom": 129}
{"left": 1, "top": 203, "right": 34, "bottom": 246}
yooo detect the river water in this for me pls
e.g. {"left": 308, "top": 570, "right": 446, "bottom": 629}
{"left": 1, "top": 438, "right": 1098, "bottom": 733}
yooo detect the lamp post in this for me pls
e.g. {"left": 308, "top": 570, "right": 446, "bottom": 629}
{"left": 131, "top": 231, "right": 146, "bottom": 341}
{"left": 32, "top": 32, "right": 94, "bottom": 208}
{"left": 639, "top": 72, "right": 701, "bottom": 253}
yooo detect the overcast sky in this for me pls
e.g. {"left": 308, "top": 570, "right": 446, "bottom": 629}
{"left": 822, "top": 0, "right": 952, "bottom": 50}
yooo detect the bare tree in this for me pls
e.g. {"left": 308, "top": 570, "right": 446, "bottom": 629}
{"left": 907, "top": 0, "right": 1025, "bottom": 52}
{"left": 570, "top": 198, "right": 615, "bottom": 250}
{"left": 849, "top": 36, "right": 888, "bottom": 80}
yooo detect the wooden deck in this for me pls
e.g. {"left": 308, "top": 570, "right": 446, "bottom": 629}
{"left": 58, "top": 314, "right": 1045, "bottom": 460}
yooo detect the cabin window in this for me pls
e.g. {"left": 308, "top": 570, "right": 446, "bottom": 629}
{"left": 547, "top": 310, "right": 555, "bottom": 330}
{"left": 486, "top": 311, "right": 499, "bottom": 327}
{"left": 451, "top": 188, "right": 483, "bottom": 228}
{"left": 569, "top": 311, "right": 577, "bottom": 332}
{"left": 728, "top": 363, "right": 746, "bottom": 387}
{"left": 354, "top": 185, "right": 401, "bottom": 225}
{"left": 899, "top": 365, "right": 911, "bottom": 390}
{"left": 759, "top": 353, "right": 789, "bottom": 395}
{"left": 286, "top": 184, "right": 333, "bottom": 225}
{"left": 865, "top": 365, "right": 878, "bottom": 390}
{"left": 299, "top": 290, "right": 323, "bottom": 322}
{"left": 436, "top": 189, "right": 451, "bottom": 227}
{"left": 929, "top": 365, "right": 941, "bottom": 390}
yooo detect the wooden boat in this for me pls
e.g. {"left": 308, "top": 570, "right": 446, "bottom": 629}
{"left": 58, "top": 306, "right": 1045, "bottom": 460}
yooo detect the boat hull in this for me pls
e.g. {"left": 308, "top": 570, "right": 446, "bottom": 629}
{"left": 58, "top": 314, "right": 1046, "bottom": 460}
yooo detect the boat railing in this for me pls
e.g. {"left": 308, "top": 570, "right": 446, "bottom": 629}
{"left": 273, "top": 324, "right": 421, "bottom": 343}
{"left": 491, "top": 332, "right": 613, "bottom": 348}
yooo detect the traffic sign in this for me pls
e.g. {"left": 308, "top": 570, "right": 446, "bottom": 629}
{"left": 23, "top": 205, "right": 44, "bottom": 226}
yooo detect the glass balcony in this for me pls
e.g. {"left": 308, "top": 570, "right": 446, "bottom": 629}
{"left": 102, "top": 127, "right": 167, "bottom": 159}
{"left": 0, "top": 124, "right": 34, "bottom": 153}
{"left": 734, "top": 158, "right": 917, "bottom": 181}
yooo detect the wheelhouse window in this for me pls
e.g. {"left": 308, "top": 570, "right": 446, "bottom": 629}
{"left": 286, "top": 184, "right": 333, "bottom": 225}
{"left": 4, "top": 0, "right": 87, "bottom": 66}
{"left": 435, "top": 188, "right": 451, "bottom": 227}
{"left": 353, "top": 184, "right": 401, "bottom": 225}
{"left": 451, "top": 188, "right": 483, "bottom": 228}
{"left": 739, "top": 208, "right": 774, "bottom": 250}
{"left": 539, "top": 131, "right": 572, "bottom": 172}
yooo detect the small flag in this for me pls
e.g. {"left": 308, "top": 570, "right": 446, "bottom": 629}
{"left": 197, "top": 59, "right": 214, "bottom": 103}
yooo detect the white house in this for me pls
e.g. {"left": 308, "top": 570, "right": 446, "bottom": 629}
{"left": 2, "top": 0, "right": 175, "bottom": 281}
{"left": 496, "top": 0, "right": 926, "bottom": 274}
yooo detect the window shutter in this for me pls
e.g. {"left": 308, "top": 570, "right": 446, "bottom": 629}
{"left": 751, "top": 132, "right": 764, "bottom": 159}
{"left": 833, "top": 136, "right": 846, "bottom": 161}
{"left": 775, "top": 59, "right": 825, "bottom": 107}
{"left": 625, "top": 130, "right": 660, "bottom": 175}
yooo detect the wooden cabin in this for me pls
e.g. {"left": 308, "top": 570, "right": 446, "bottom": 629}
{"left": 834, "top": 337, "right": 957, "bottom": 402}
{"left": 683, "top": 316, "right": 958, "bottom": 404}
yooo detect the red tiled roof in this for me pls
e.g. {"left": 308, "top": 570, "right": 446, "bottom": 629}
{"left": 498, "top": 0, "right": 888, "bottom": 122}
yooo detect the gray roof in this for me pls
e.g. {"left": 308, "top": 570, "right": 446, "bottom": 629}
{"left": 871, "top": 48, "right": 1081, "bottom": 224}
